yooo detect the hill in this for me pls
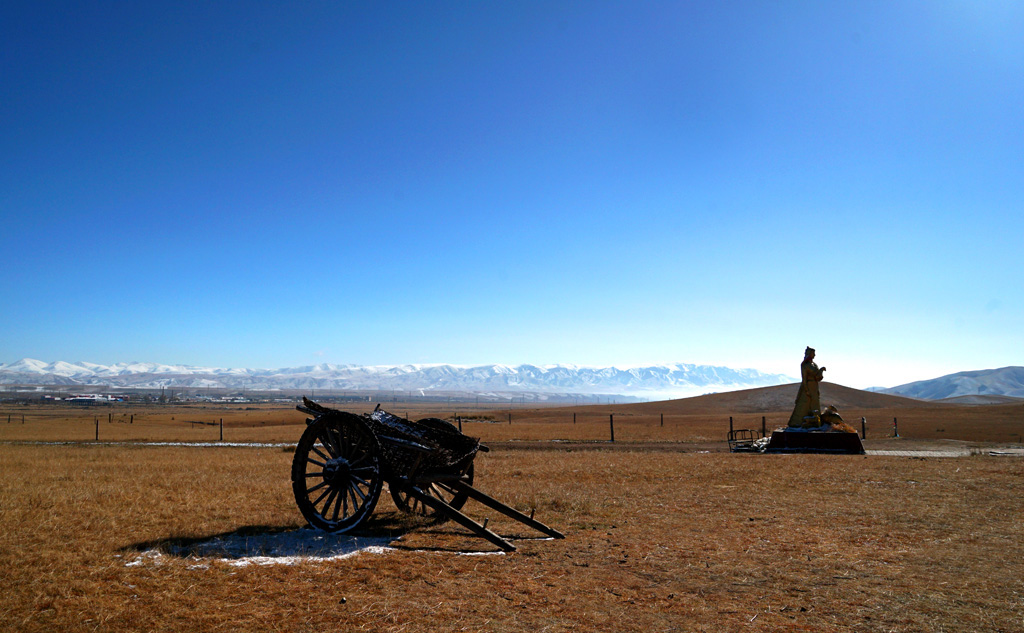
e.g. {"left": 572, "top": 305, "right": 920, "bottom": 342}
{"left": 935, "top": 394, "right": 1024, "bottom": 405}
{"left": 883, "top": 366, "right": 1024, "bottom": 400}
{"left": 587, "top": 382, "right": 933, "bottom": 415}
{"left": 504, "top": 382, "right": 1022, "bottom": 444}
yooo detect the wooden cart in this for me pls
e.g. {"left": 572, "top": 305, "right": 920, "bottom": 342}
{"left": 291, "top": 398, "right": 563, "bottom": 551}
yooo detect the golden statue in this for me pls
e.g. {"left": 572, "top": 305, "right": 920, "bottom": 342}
{"left": 785, "top": 347, "right": 857, "bottom": 432}
{"left": 788, "top": 347, "right": 826, "bottom": 428}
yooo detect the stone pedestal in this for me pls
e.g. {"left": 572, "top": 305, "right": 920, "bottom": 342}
{"left": 765, "top": 429, "right": 865, "bottom": 454}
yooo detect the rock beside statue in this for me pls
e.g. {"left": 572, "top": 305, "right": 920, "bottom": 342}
{"left": 789, "top": 405, "right": 858, "bottom": 433}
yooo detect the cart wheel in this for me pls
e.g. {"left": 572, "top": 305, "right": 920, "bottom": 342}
{"left": 391, "top": 462, "right": 473, "bottom": 519}
{"left": 292, "top": 413, "right": 383, "bottom": 532}
{"left": 415, "top": 417, "right": 460, "bottom": 433}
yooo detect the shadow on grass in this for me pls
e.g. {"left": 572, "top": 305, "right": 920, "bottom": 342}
{"left": 120, "top": 514, "right": 415, "bottom": 561}
{"left": 119, "top": 513, "right": 511, "bottom": 560}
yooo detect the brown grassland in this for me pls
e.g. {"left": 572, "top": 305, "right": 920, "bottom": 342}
{"left": 3, "top": 382, "right": 1024, "bottom": 447}
{"left": 2, "top": 385, "right": 1023, "bottom": 631}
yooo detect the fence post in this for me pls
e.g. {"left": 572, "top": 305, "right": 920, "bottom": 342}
{"left": 573, "top": 412, "right": 576, "bottom": 424}
{"left": 609, "top": 414, "right": 615, "bottom": 442}
{"left": 458, "top": 415, "right": 462, "bottom": 432}
{"left": 220, "top": 418, "right": 224, "bottom": 442}
{"left": 861, "top": 417, "right": 866, "bottom": 440}
{"left": 893, "top": 417, "right": 899, "bottom": 438}
{"left": 729, "top": 416, "right": 733, "bottom": 435}
{"left": 762, "top": 416, "right": 766, "bottom": 438}
{"left": 130, "top": 414, "right": 133, "bottom": 424}
{"left": 660, "top": 413, "right": 664, "bottom": 427}
{"left": 508, "top": 413, "right": 512, "bottom": 425}
{"left": 95, "top": 418, "right": 99, "bottom": 441}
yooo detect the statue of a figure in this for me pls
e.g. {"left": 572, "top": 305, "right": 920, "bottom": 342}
{"left": 788, "top": 347, "right": 826, "bottom": 428}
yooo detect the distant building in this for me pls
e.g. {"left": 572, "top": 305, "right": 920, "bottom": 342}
{"left": 65, "top": 394, "right": 124, "bottom": 403}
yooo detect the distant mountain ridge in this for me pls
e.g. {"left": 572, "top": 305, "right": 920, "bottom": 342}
{"left": 881, "top": 366, "right": 1024, "bottom": 400}
{"left": 0, "top": 359, "right": 794, "bottom": 399}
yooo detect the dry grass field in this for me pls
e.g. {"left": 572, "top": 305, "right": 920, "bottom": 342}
{"left": 2, "top": 444, "right": 1023, "bottom": 632}
{"left": 2, "top": 385, "right": 1023, "bottom": 631}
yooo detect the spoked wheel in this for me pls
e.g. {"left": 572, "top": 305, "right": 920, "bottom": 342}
{"left": 292, "top": 413, "right": 383, "bottom": 532}
{"left": 415, "top": 417, "right": 461, "bottom": 433}
{"left": 391, "top": 462, "right": 474, "bottom": 519}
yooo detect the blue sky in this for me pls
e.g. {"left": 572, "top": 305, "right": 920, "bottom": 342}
{"left": 2, "top": 1, "right": 1022, "bottom": 389}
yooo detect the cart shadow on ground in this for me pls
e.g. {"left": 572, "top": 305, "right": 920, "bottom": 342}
{"left": 120, "top": 513, "right": 516, "bottom": 562}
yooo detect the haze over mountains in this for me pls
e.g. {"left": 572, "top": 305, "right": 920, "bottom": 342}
{"left": 0, "top": 359, "right": 793, "bottom": 399}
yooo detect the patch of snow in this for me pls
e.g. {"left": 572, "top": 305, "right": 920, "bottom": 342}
{"left": 227, "top": 545, "right": 395, "bottom": 567}
{"left": 125, "top": 551, "right": 163, "bottom": 567}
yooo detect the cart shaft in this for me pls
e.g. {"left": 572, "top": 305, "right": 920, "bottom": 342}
{"left": 403, "top": 486, "right": 517, "bottom": 552}
{"left": 450, "top": 479, "right": 565, "bottom": 540}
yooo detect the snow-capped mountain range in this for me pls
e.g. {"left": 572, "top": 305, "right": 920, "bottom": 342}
{"left": 0, "top": 359, "right": 795, "bottom": 399}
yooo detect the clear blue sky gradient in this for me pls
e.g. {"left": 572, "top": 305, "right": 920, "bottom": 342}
{"left": 2, "top": 1, "right": 1022, "bottom": 388}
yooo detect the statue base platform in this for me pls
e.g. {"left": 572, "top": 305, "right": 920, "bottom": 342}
{"left": 765, "top": 429, "right": 865, "bottom": 454}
